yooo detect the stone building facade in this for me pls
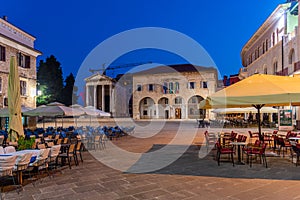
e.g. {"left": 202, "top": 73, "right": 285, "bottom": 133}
{"left": 240, "top": 1, "right": 299, "bottom": 77}
{"left": 132, "top": 64, "right": 218, "bottom": 119}
{"left": 0, "top": 16, "right": 41, "bottom": 109}
{"left": 0, "top": 16, "right": 41, "bottom": 128}
{"left": 240, "top": 1, "right": 300, "bottom": 123}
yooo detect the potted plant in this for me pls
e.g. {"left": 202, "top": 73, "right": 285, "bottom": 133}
{"left": 17, "top": 136, "right": 35, "bottom": 150}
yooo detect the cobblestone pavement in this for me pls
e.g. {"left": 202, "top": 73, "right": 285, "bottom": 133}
{"left": 3, "top": 121, "right": 300, "bottom": 200}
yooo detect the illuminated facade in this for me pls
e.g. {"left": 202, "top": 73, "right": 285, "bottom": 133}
{"left": 0, "top": 16, "right": 41, "bottom": 109}
{"left": 240, "top": 1, "right": 300, "bottom": 123}
{"left": 132, "top": 64, "right": 218, "bottom": 119}
{"left": 240, "top": 1, "right": 299, "bottom": 77}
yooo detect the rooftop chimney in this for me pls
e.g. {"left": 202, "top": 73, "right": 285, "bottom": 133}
{"left": 2, "top": 16, "right": 7, "bottom": 21}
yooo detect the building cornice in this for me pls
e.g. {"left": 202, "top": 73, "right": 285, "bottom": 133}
{"left": 241, "top": 3, "right": 289, "bottom": 64}
{"left": 0, "top": 32, "right": 41, "bottom": 57}
{"left": 0, "top": 18, "right": 36, "bottom": 40}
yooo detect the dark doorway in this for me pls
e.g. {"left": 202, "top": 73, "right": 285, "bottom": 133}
{"left": 165, "top": 110, "right": 169, "bottom": 119}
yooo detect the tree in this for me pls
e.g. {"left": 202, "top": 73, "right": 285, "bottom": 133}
{"left": 37, "top": 55, "right": 64, "bottom": 106}
{"left": 62, "top": 73, "right": 78, "bottom": 106}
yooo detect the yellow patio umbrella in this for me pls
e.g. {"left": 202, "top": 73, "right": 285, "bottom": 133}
{"left": 200, "top": 74, "right": 300, "bottom": 140}
{"left": 8, "top": 56, "right": 24, "bottom": 142}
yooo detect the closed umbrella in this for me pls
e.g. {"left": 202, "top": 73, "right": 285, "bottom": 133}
{"left": 8, "top": 56, "right": 24, "bottom": 141}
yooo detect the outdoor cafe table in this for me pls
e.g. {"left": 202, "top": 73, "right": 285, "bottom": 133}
{"left": 4, "top": 149, "right": 40, "bottom": 184}
{"left": 230, "top": 142, "right": 247, "bottom": 165}
{"left": 289, "top": 137, "right": 300, "bottom": 145}
{"left": 264, "top": 132, "right": 285, "bottom": 151}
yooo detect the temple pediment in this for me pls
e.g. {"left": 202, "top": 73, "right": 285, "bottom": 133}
{"left": 85, "top": 73, "right": 114, "bottom": 83}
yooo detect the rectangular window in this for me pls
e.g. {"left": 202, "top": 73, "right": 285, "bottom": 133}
{"left": 202, "top": 81, "right": 208, "bottom": 88}
{"left": 17, "top": 53, "right": 30, "bottom": 68}
{"left": 192, "top": 97, "right": 197, "bottom": 103}
{"left": 165, "top": 98, "right": 169, "bottom": 104}
{"left": 189, "top": 82, "right": 195, "bottom": 89}
{"left": 3, "top": 97, "right": 7, "bottom": 106}
{"left": 137, "top": 84, "right": 142, "bottom": 91}
{"left": 175, "top": 82, "right": 179, "bottom": 93}
{"left": 0, "top": 77, "right": 2, "bottom": 93}
{"left": 163, "top": 82, "right": 168, "bottom": 94}
{"left": 0, "top": 45, "right": 5, "bottom": 61}
{"left": 143, "top": 99, "right": 147, "bottom": 105}
{"left": 20, "top": 80, "right": 27, "bottom": 96}
{"left": 143, "top": 110, "right": 148, "bottom": 115}
{"left": 148, "top": 84, "right": 154, "bottom": 91}
{"left": 175, "top": 97, "right": 182, "bottom": 104}
{"left": 25, "top": 55, "right": 30, "bottom": 68}
{"left": 169, "top": 82, "right": 173, "bottom": 94}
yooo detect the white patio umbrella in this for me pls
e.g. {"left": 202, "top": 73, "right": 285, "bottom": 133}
{"left": 0, "top": 106, "right": 33, "bottom": 117}
{"left": 83, "top": 106, "right": 111, "bottom": 117}
{"left": 23, "top": 102, "right": 84, "bottom": 128}
{"left": 72, "top": 106, "right": 111, "bottom": 125}
{"left": 212, "top": 107, "right": 278, "bottom": 114}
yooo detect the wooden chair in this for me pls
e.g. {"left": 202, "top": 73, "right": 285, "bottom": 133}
{"left": 248, "top": 131, "right": 259, "bottom": 144}
{"left": 216, "top": 142, "right": 235, "bottom": 166}
{"left": 4, "top": 146, "right": 16, "bottom": 154}
{"left": 37, "top": 143, "right": 46, "bottom": 149}
{"left": 27, "top": 149, "right": 50, "bottom": 183}
{"left": 58, "top": 144, "right": 77, "bottom": 169}
{"left": 204, "top": 131, "right": 217, "bottom": 153}
{"left": 245, "top": 143, "right": 268, "bottom": 168}
{"left": 75, "top": 142, "right": 83, "bottom": 163}
{"left": 63, "top": 138, "right": 69, "bottom": 144}
{"left": 291, "top": 144, "right": 300, "bottom": 166}
{"left": 0, "top": 136, "right": 4, "bottom": 147}
{"left": 0, "top": 155, "right": 17, "bottom": 199}
{"left": 93, "top": 136, "right": 101, "bottom": 150}
{"left": 56, "top": 138, "right": 62, "bottom": 145}
{"left": 0, "top": 146, "right": 4, "bottom": 154}
{"left": 46, "top": 142, "right": 54, "bottom": 148}
{"left": 48, "top": 145, "right": 61, "bottom": 175}
{"left": 277, "top": 137, "right": 292, "bottom": 157}
{"left": 13, "top": 152, "right": 32, "bottom": 185}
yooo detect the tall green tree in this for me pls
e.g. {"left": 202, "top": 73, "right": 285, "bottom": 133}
{"left": 37, "top": 55, "right": 64, "bottom": 106}
{"left": 62, "top": 73, "right": 78, "bottom": 106}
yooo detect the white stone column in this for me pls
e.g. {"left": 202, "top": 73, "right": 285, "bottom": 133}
{"left": 111, "top": 86, "right": 115, "bottom": 115}
{"left": 155, "top": 103, "right": 159, "bottom": 119}
{"left": 102, "top": 85, "right": 105, "bottom": 111}
{"left": 185, "top": 103, "right": 189, "bottom": 119}
{"left": 85, "top": 86, "right": 89, "bottom": 106}
{"left": 109, "top": 84, "right": 112, "bottom": 113}
{"left": 93, "top": 85, "right": 97, "bottom": 108}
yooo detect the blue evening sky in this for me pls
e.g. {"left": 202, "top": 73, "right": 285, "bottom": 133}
{"left": 1, "top": 0, "right": 284, "bottom": 79}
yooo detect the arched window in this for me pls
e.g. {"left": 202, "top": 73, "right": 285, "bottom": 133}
{"left": 263, "top": 65, "right": 267, "bottom": 74}
{"left": 289, "top": 49, "right": 295, "bottom": 65}
{"left": 273, "top": 61, "right": 278, "bottom": 75}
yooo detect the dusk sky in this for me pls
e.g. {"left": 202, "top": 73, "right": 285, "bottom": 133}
{"left": 1, "top": 0, "right": 284, "bottom": 79}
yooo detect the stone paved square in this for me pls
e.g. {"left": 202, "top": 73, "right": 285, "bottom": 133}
{"left": 2, "top": 121, "right": 300, "bottom": 200}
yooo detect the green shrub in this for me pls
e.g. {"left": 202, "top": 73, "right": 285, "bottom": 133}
{"left": 17, "top": 136, "right": 35, "bottom": 150}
